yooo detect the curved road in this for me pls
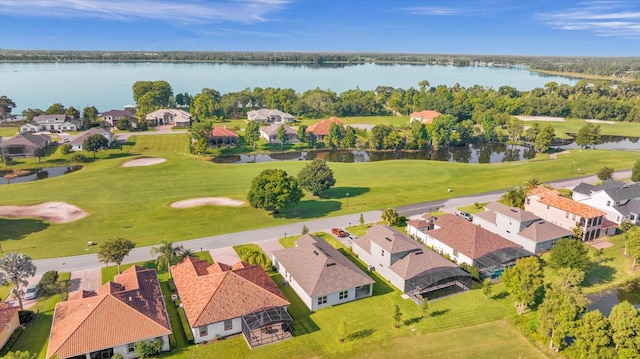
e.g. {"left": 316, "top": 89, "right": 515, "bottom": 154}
{"left": 32, "top": 170, "right": 631, "bottom": 274}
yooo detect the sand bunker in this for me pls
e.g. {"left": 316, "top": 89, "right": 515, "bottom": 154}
{"left": 585, "top": 119, "right": 616, "bottom": 124}
{"left": 170, "top": 197, "right": 245, "bottom": 208}
{"left": 515, "top": 116, "right": 565, "bottom": 122}
{"left": 0, "top": 201, "right": 88, "bottom": 223}
{"left": 122, "top": 157, "right": 167, "bottom": 167}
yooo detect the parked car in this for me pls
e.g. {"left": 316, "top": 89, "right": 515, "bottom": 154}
{"left": 456, "top": 211, "right": 473, "bottom": 222}
{"left": 331, "top": 228, "right": 348, "bottom": 237}
{"left": 24, "top": 283, "right": 41, "bottom": 300}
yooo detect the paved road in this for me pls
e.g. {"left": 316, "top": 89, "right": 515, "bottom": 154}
{"left": 31, "top": 170, "right": 632, "bottom": 275}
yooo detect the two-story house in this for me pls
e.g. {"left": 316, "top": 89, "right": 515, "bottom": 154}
{"left": 573, "top": 181, "right": 640, "bottom": 225}
{"left": 352, "top": 224, "right": 471, "bottom": 301}
{"left": 526, "top": 187, "right": 612, "bottom": 241}
{"left": 473, "top": 202, "right": 573, "bottom": 254}
{"left": 247, "top": 109, "right": 295, "bottom": 124}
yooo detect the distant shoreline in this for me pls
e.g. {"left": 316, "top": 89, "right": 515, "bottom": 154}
{"left": 528, "top": 68, "right": 632, "bottom": 82}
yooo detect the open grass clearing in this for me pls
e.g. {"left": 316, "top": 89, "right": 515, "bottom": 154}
{"left": 1, "top": 133, "right": 639, "bottom": 259}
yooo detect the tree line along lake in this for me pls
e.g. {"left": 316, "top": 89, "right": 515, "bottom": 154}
{"left": 0, "top": 62, "right": 578, "bottom": 113}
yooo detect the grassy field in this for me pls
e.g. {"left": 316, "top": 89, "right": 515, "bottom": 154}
{"left": 1, "top": 133, "right": 639, "bottom": 259}
{"left": 523, "top": 117, "right": 640, "bottom": 138}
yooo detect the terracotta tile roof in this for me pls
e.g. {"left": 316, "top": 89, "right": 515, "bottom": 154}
{"left": 210, "top": 127, "right": 240, "bottom": 138}
{"left": 306, "top": 117, "right": 343, "bottom": 136}
{"left": 429, "top": 214, "right": 521, "bottom": 259}
{"left": 354, "top": 224, "right": 419, "bottom": 254}
{"left": 410, "top": 110, "right": 441, "bottom": 124}
{"left": 272, "top": 234, "right": 373, "bottom": 297}
{"left": 171, "top": 257, "right": 289, "bottom": 328}
{"left": 47, "top": 266, "right": 171, "bottom": 359}
{"left": 0, "top": 302, "right": 18, "bottom": 330}
{"left": 528, "top": 187, "right": 606, "bottom": 219}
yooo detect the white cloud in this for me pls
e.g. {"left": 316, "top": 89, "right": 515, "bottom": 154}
{"left": 538, "top": 1, "right": 640, "bottom": 39}
{"left": 400, "top": 6, "right": 462, "bottom": 16}
{"left": 0, "top": 0, "right": 290, "bottom": 24}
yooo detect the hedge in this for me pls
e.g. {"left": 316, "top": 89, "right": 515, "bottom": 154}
{"left": 176, "top": 306, "right": 195, "bottom": 344}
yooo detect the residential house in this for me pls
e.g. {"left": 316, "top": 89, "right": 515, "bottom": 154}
{"left": 0, "top": 133, "right": 51, "bottom": 157}
{"left": 526, "top": 187, "right": 611, "bottom": 241}
{"left": 352, "top": 224, "right": 471, "bottom": 301}
{"left": 145, "top": 109, "right": 191, "bottom": 127}
{"left": 171, "top": 257, "right": 292, "bottom": 347}
{"left": 0, "top": 303, "right": 19, "bottom": 349}
{"left": 411, "top": 214, "right": 533, "bottom": 278}
{"left": 409, "top": 110, "right": 441, "bottom": 124}
{"left": 247, "top": 109, "right": 295, "bottom": 124}
{"left": 272, "top": 234, "right": 373, "bottom": 311}
{"left": 306, "top": 117, "right": 343, "bottom": 141}
{"left": 573, "top": 181, "right": 640, "bottom": 225}
{"left": 70, "top": 127, "right": 115, "bottom": 151}
{"left": 209, "top": 127, "right": 240, "bottom": 147}
{"left": 473, "top": 202, "right": 572, "bottom": 254}
{"left": 100, "top": 109, "right": 138, "bottom": 128}
{"left": 46, "top": 266, "right": 171, "bottom": 359}
{"left": 20, "top": 114, "right": 81, "bottom": 133}
{"left": 260, "top": 124, "right": 298, "bottom": 144}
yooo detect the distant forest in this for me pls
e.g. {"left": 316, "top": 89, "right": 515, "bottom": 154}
{"left": 1, "top": 50, "right": 639, "bottom": 79}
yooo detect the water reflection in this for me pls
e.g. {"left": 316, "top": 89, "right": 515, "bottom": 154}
{"left": 0, "top": 166, "right": 82, "bottom": 185}
{"left": 587, "top": 280, "right": 640, "bottom": 316}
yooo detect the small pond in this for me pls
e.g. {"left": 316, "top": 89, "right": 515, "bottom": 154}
{"left": 0, "top": 166, "right": 82, "bottom": 185}
{"left": 587, "top": 280, "right": 640, "bottom": 316}
{"left": 558, "top": 135, "right": 640, "bottom": 151}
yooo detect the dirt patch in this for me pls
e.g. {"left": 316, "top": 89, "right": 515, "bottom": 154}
{"left": 515, "top": 116, "right": 565, "bottom": 122}
{"left": 550, "top": 150, "right": 570, "bottom": 160}
{"left": 122, "top": 157, "right": 167, "bottom": 167}
{"left": 590, "top": 240, "right": 614, "bottom": 249}
{"left": 170, "top": 197, "right": 245, "bottom": 208}
{"left": 585, "top": 119, "right": 617, "bottom": 124}
{"left": 0, "top": 201, "right": 88, "bottom": 223}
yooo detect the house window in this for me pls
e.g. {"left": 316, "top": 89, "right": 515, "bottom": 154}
{"left": 526, "top": 198, "right": 530, "bottom": 205}
{"left": 565, "top": 212, "right": 569, "bottom": 218}
{"left": 381, "top": 249, "right": 385, "bottom": 257}
{"left": 339, "top": 290, "right": 349, "bottom": 300}
{"left": 224, "top": 319, "right": 233, "bottom": 331}
{"left": 607, "top": 200, "right": 611, "bottom": 206}
{"left": 573, "top": 215, "right": 576, "bottom": 221}
{"left": 127, "top": 343, "right": 135, "bottom": 353}
{"left": 317, "top": 296, "right": 328, "bottom": 305}
{"left": 452, "top": 249, "right": 458, "bottom": 257}
{"left": 199, "top": 326, "right": 208, "bottom": 337}
{"left": 546, "top": 205, "right": 550, "bottom": 210}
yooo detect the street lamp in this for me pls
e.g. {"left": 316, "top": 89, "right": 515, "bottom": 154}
{"left": 571, "top": 161, "right": 575, "bottom": 173}
{"left": 346, "top": 192, "right": 349, "bottom": 208}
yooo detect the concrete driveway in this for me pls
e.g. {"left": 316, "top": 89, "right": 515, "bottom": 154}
{"left": 257, "top": 239, "right": 284, "bottom": 259}
{"left": 209, "top": 247, "right": 241, "bottom": 265}
{"left": 68, "top": 268, "right": 102, "bottom": 296}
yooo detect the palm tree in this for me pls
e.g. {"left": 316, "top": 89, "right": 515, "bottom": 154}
{"left": 151, "top": 240, "right": 183, "bottom": 275}
{"left": 177, "top": 248, "right": 196, "bottom": 261}
{"left": 523, "top": 176, "right": 541, "bottom": 190}
{"left": 499, "top": 187, "right": 526, "bottom": 209}
{"left": 0, "top": 253, "right": 37, "bottom": 310}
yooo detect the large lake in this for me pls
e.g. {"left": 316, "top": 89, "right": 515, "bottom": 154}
{"left": 0, "top": 62, "right": 577, "bottom": 113}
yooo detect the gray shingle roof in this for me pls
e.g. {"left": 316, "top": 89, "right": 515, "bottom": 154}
{"left": 355, "top": 224, "right": 420, "bottom": 254}
{"left": 518, "top": 220, "right": 572, "bottom": 243}
{"left": 485, "top": 202, "right": 539, "bottom": 223}
{"left": 272, "top": 235, "right": 373, "bottom": 297}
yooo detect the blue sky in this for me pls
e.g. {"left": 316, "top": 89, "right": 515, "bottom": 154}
{"left": 0, "top": 0, "right": 638, "bottom": 56}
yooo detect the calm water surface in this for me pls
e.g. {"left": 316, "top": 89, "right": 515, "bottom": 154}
{"left": 587, "top": 280, "right": 640, "bottom": 316}
{"left": 0, "top": 62, "right": 577, "bottom": 113}
{"left": 0, "top": 166, "right": 82, "bottom": 185}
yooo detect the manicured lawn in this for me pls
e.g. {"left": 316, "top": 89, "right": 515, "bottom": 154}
{"left": 456, "top": 202, "right": 487, "bottom": 214}
{"left": 0, "top": 125, "right": 20, "bottom": 137}
{"left": 11, "top": 293, "right": 60, "bottom": 359}
{"left": 524, "top": 117, "right": 640, "bottom": 139}
{"left": 1, "top": 133, "right": 639, "bottom": 259}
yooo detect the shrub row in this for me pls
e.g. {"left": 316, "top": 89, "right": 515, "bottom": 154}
{"left": 176, "top": 306, "right": 195, "bottom": 344}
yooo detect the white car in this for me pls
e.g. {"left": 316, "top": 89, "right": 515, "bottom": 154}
{"left": 23, "top": 283, "right": 40, "bottom": 300}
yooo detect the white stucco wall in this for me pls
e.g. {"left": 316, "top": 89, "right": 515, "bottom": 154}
{"left": 192, "top": 318, "right": 242, "bottom": 344}
{"left": 422, "top": 235, "right": 474, "bottom": 266}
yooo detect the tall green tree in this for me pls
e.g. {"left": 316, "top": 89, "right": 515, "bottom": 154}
{"left": 245, "top": 121, "right": 261, "bottom": 150}
{"left": 597, "top": 166, "right": 615, "bottom": 181}
{"left": 297, "top": 124, "right": 308, "bottom": 143}
{"left": 97, "top": 237, "right": 136, "bottom": 274}
{"left": 573, "top": 310, "right": 615, "bottom": 359}
{"left": 575, "top": 123, "right": 603, "bottom": 149}
{"left": 632, "top": 159, "right": 640, "bottom": 182}
{"left": 549, "top": 238, "right": 591, "bottom": 271}
{"left": 502, "top": 256, "right": 543, "bottom": 315}
{"left": 624, "top": 227, "right": 640, "bottom": 268}
{"left": 0, "top": 96, "right": 16, "bottom": 123}
{"left": 382, "top": 208, "right": 399, "bottom": 226}
{"left": 609, "top": 301, "right": 640, "bottom": 355}
{"left": 506, "top": 117, "right": 524, "bottom": 142}
{"left": 82, "top": 106, "right": 99, "bottom": 127}
{"left": 277, "top": 124, "right": 287, "bottom": 150}
{"left": 0, "top": 253, "right": 36, "bottom": 310}
{"left": 297, "top": 159, "right": 336, "bottom": 196}
{"left": 538, "top": 268, "right": 588, "bottom": 350}
{"left": 33, "top": 147, "right": 46, "bottom": 163}
{"left": 342, "top": 126, "right": 357, "bottom": 148}
{"left": 534, "top": 124, "right": 555, "bottom": 153}
{"left": 65, "top": 106, "right": 80, "bottom": 119}
{"left": 393, "top": 304, "right": 403, "bottom": 328}
{"left": 45, "top": 103, "right": 66, "bottom": 114}
{"left": 187, "top": 121, "right": 213, "bottom": 155}
{"left": 247, "top": 169, "right": 303, "bottom": 213}
{"left": 326, "top": 122, "right": 344, "bottom": 148}
{"left": 83, "top": 134, "right": 109, "bottom": 158}
{"left": 151, "top": 240, "right": 184, "bottom": 274}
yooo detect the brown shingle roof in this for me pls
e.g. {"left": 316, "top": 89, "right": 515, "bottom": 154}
{"left": 485, "top": 202, "right": 539, "bottom": 223}
{"left": 272, "top": 234, "right": 373, "bottom": 297}
{"left": 354, "top": 224, "right": 419, "bottom": 254}
{"left": 306, "top": 117, "right": 343, "bottom": 136}
{"left": 429, "top": 214, "right": 521, "bottom": 259}
{"left": 171, "top": 257, "right": 289, "bottom": 328}
{"left": 47, "top": 266, "right": 171, "bottom": 359}
{"left": 528, "top": 187, "right": 606, "bottom": 219}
